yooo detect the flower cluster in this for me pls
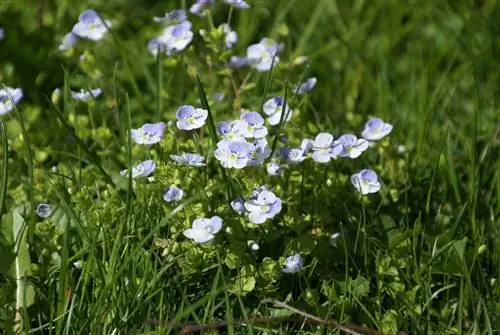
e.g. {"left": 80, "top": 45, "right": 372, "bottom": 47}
{"left": 51, "top": 3, "right": 395, "bottom": 282}
{"left": 214, "top": 111, "right": 271, "bottom": 169}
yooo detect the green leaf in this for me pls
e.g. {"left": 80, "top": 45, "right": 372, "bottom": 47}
{"left": 337, "top": 275, "right": 370, "bottom": 298}
{"left": 451, "top": 237, "right": 467, "bottom": 262}
{"left": 0, "top": 241, "right": 15, "bottom": 273}
{"left": 11, "top": 207, "right": 35, "bottom": 321}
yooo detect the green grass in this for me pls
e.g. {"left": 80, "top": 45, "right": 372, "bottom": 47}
{"left": 1, "top": 1, "right": 500, "bottom": 334}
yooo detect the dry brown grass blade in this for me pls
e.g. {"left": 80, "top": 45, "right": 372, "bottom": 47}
{"left": 148, "top": 298, "right": 391, "bottom": 335}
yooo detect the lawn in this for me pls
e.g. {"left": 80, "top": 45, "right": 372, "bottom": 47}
{"left": 0, "top": 0, "right": 499, "bottom": 334}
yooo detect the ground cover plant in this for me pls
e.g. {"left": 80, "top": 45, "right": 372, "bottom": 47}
{"left": 1, "top": 0, "right": 500, "bottom": 334}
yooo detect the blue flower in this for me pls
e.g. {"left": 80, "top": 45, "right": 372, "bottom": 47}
{"left": 58, "top": 32, "right": 77, "bottom": 51}
{"left": 280, "top": 139, "right": 311, "bottom": 165}
{"left": 247, "top": 138, "right": 271, "bottom": 166}
{"left": 231, "top": 196, "right": 246, "bottom": 215}
{"left": 221, "top": 23, "right": 238, "bottom": 49}
{"left": 214, "top": 140, "right": 251, "bottom": 169}
{"left": 131, "top": 122, "right": 167, "bottom": 145}
{"left": 361, "top": 118, "right": 393, "bottom": 141}
{"left": 244, "top": 189, "right": 282, "bottom": 224}
{"left": 311, "top": 133, "right": 341, "bottom": 163}
{"left": 190, "top": 0, "right": 213, "bottom": 16}
{"left": 148, "top": 21, "right": 193, "bottom": 57}
{"left": 351, "top": 169, "right": 381, "bottom": 195}
{"left": 223, "top": 0, "right": 250, "bottom": 9}
{"left": 147, "top": 37, "right": 169, "bottom": 56}
{"left": 176, "top": 105, "right": 208, "bottom": 130}
{"left": 333, "top": 134, "right": 369, "bottom": 159}
{"left": 153, "top": 9, "right": 187, "bottom": 25}
{"left": 293, "top": 77, "right": 317, "bottom": 94}
{"left": 213, "top": 92, "right": 225, "bottom": 103}
{"left": 170, "top": 153, "right": 205, "bottom": 166}
{"left": 120, "top": 160, "right": 156, "bottom": 179}
{"left": 36, "top": 203, "right": 53, "bottom": 219}
{"left": 217, "top": 120, "right": 246, "bottom": 141}
{"left": 282, "top": 253, "right": 303, "bottom": 273}
{"left": 246, "top": 38, "right": 282, "bottom": 72}
{"left": 248, "top": 241, "right": 260, "bottom": 251}
{"left": 183, "top": 216, "right": 222, "bottom": 244}
{"left": 329, "top": 232, "right": 341, "bottom": 247}
{"left": 240, "top": 111, "right": 268, "bottom": 138}
{"left": 72, "top": 9, "right": 111, "bottom": 41}
{"left": 228, "top": 56, "right": 248, "bottom": 69}
{"left": 266, "top": 162, "right": 282, "bottom": 176}
{"left": 161, "top": 21, "right": 194, "bottom": 54}
{"left": 71, "top": 88, "right": 102, "bottom": 102}
{"left": 0, "top": 87, "right": 23, "bottom": 115}
{"left": 263, "top": 96, "right": 292, "bottom": 126}
{"left": 163, "top": 185, "right": 184, "bottom": 202}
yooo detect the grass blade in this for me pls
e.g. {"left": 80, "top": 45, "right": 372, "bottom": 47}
{"left": 0, "top": 121, "right": 8, "bottom": 217}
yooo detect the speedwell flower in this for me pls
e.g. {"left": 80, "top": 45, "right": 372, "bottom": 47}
{"left": 213, "top": 92, "right": 225, "bottom": 103}
{"left": 163, "top": 185, "right": 184, "bottom": 202}
{"left": 263, "top": 96, "right": 292, "bottom": 126}
{"left": 267, "top": 162, "right": 282, "bottom": 176}
{"left": 351, "top": 169, "right": 381, "bottom": 195}
{"left": 131, "top": 122, "right": 167, "bottom": 145}
{"left": 190, "top": 0, "right": 213, "bottom": 16}
{"left": 311, "top": 133, "right": 342, "bottom": 163}
{"left": 170, "top": 153, "right": 205, "bottom": 166}
{"left": 292, "top": 77, "right": 317, "bottom": 94}
{"left": 334, "top": 134, "right": 369, "bottom": 159}
{"left": 0, "top": 87, "right": 23, "bottom": 115}
{"left": 231, "top": 196, "right": 246, "bottom": 215}
{"left": 282, "top": 253, "right": 303, "bottom": 273}
{"left": 58, "top": 32, "right": 77, "bottom": 51}
{"left": 176, "top": 105, "right": 208, "bottom": 130}
{"left": 244, "top": 189, "right": 282, "bottom": 224}
{"left": 36, "top": 203, "right": 53, "bottom": 219}
{"left": 361, "top": 118, "right": 393, "bottom": 141}
{"left": 228, "top": 56, "right": 248, "bottom": 69}
{"left": 240, "top": 111, "right": 268, "bottom": 138}
{"left": 153, "top": 9, "right": 187, "bottom": 25}
{"left": 147, "top": 37, "right": 169, "bottom": 56}
{"left": 223, "top": 0, "right": 250, "bottom": 9}
{"left": 183, "top": 216, "right": 222, "bottom": 244}
{"left": 160, "top": 21, "right": 193, "bottom": 54}
{"left": 329, "top": 232, "right": 341, "bottom": 247}
{"left": 214, "top": 140, "right": 251, "bottom": 169}
{"left": 217, "top": 120, "right": 246, "bottom": 141}
{"left": 280, "top": 139, "right": 311, "bottom": 165}
{"left": 71, "top": 88, "right": 102, "bottom": 102}
{"left": 221, "top": 23, "right": 238, "bottom": 49}
{"left": 247, "top": 38, "right": 281, "bottom": 72}
{"left": 120, "top": 160, "right": 156, "bottom": 179}
{"left": 72, "top": 9, "right": 111, "bottom": 41}
{"left": 247, "top": 138, "right": 271, "bottom": 166}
